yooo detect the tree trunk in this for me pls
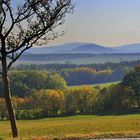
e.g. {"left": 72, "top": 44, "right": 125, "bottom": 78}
{"left": 2, "top": 57, "right": 18, "bottom": 138}
{"left": 136, "top": 95, "right": 140, "bottom": 108}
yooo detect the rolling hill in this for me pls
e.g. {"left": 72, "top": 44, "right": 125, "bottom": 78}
{"left": 68, "top": 44, "right": 116, "bottom": 54}
{"left": 18, "top": 42, "right": 140, "bottom": 64}
{"left": 115, "top": 43, "right": 140, "bottom": 53}
{"left": 27, "top": 42, "right": 140, "bottom": 54}
{"left": 27, "top": 42, "right": 115, "bottom": 54}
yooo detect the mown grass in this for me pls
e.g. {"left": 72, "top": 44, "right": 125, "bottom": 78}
{"left": 0, "top": 114, "right": 140, "bottom": 139}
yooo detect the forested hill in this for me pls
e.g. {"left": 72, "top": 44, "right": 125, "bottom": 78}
{"left": 12, "top": 60, "right": 140, "bottom": 86}
{"left": 18, "top": 53, "right": 140, "bottom": 64}
{"left": 26, "top": 42, "right": 140, "bottom": 54}
{"left": 15, "top": 59, "right": 140, "bottom": 72}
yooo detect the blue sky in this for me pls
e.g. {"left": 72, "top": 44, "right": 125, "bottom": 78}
{"left": 50, "top": 0, "right": 140, "bottom": 47}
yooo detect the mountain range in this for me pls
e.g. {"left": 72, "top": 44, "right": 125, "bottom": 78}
{"left": 26, "top": 42, "right": 140, "bottom": 54}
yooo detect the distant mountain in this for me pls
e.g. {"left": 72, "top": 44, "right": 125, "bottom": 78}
{"left": 26, "top": 42, "right": 140, "bottom": 54}
{"left": 70, "top": 44, "right": 116, "bottom": 54}
{"left": 27, "top": 42, "right": 116, "bottom": 54}
{"left": 27, "top": 42, "right": 86, "bottom": 54}
{"left": 115, "top": 43, "right": 140, "bottom": 53}
{"left": 18, "top": 42, "right": 140, "bottom": 64}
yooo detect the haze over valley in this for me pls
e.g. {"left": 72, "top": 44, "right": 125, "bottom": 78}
{"left": 17, "top": 42, "right": 140, "bottom": 64}
{"left": 27, "top": 42, "right": 140, "bottom": 54}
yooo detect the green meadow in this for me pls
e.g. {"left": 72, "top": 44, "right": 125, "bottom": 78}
{"left": 0, "top": 114, "right": 140, "bottom": 139}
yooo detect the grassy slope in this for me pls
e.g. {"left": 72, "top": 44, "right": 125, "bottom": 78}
{"left": 1, "top": 114, "right": 140, "bottom": 139}
{"left": 70, "top": 81, "right": 120, "bottom": 88}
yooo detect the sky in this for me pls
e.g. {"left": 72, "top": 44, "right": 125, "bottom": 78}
{"left": 48, "top": 0, "right": 140, "bottom": 47}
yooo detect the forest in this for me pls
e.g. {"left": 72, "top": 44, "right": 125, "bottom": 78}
{"left": 0, "top": 62, "right": 140, "bottom": 120}
{"left": 14, "top": 60, "right": 140, "bottom": 85}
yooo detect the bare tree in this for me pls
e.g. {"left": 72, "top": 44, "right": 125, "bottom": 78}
{"left": 0, "top": 0, "right": 73, "bottom": 138}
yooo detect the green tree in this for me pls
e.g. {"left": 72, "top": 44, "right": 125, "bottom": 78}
{"left": 0, "top": 98, "right": 7, "bottom": 120}
{"left": 121, "top": 65, "right": 140, "bottom": 108}
{"left": 31, "top": 89, "right": 65, "bottom": 117}
{"left": 47, "top": 73, "right": 67, "bottom": 90}
{"left": 64, "top": 87, "right": 98, "bottom": 115}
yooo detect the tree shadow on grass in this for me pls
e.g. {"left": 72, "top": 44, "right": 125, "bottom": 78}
{"left": 95, "top": 108, "right": 140, "bottom": 116}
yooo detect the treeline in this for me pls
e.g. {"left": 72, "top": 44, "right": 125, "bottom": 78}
{"left": 0, "top": 69, "right": 123, "bottom": 97}
{"left": 0, "top": 71, "right": 67, "bottom": 97}
{"left": 15, "top": 60, "right": 140, "bottom": 72}
{"left": 61, "top": 67, "right": 124, "bottom": 85}
{"left": 13, "top": 60, "right": 140, "bottom": 85}
{"left": 0, "top": 83, "right": 139, "bottom": 120}
{"left": 1, "top": 65, "right": 140, "bottom": 120}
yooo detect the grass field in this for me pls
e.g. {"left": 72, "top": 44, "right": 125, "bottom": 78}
{"left": 0, "top": 114, "right": 140, "bottom": 139}
{"left": 70, "top": 81, "right": 120, "bottom": 88}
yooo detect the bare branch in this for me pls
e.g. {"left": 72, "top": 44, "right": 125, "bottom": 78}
{"left": 7, "top": 33, "right": 44, "bottom": 69}
{"left": 0, "top": 0, "right": 73, "bottom": 69}
{"left": 3, "top": 1, "right": 15, "bottom": 38}
{"left": 7, "top": 1, "right": 72, "bottom": 53}
{"left": 0, "top": 1, "right": 6, "bottom": 33}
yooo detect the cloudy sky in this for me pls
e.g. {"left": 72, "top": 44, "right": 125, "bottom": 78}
{"left": 49, "top": 0, "right": 140, "bottom": 47}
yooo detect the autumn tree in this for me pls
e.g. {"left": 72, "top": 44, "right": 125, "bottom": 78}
{"left": 30, "top": 89, "right": 65, "bottom": 117}
{"left": 0, "top": 98, "right": 7, "bottom": 120}
{"left": 0, "top": 0, "right": 73, "bottom": 137}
